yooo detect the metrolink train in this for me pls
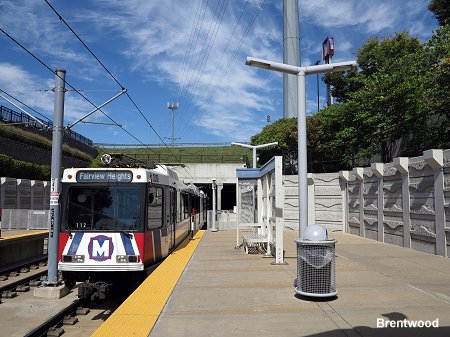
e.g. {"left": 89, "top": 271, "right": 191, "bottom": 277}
{"left": 58, "top": 159, "right": 206, "bottom": 289}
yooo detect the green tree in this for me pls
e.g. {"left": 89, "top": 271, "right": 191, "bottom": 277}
{"left": 251, "top": 26, "right": 450, "bottom": 171}
{"left": 250, "top": 116, "right": 339, "bottom": 173}
{"left": 251, "top": 118, "right": 297, "bottom": 172}
{"left": 429, "top": 0, "right": 450, "bottom": 26}
{"left": 320, "top": 32, "right": 441, "bottom": 164}
{"left": 422, "top": 24, "right": 450, "bottom": 147}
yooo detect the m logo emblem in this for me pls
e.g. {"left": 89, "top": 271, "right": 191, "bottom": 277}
{"left": 88, "top": 235, "right": 114, "bottom": 261}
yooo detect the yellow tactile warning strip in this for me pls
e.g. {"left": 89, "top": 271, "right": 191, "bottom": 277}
{"left": 92, "top": 230, "right": 205, "bottom": 337}
{"left": 0, "top": 230, "right": 48, "bottom": 241}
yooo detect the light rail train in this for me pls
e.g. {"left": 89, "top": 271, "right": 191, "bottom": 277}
{"left": 57, "top": 158, "right": 206, "bottom": 291}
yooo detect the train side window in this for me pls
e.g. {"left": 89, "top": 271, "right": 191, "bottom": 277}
{"left": 181, "top": 192, "right": 189, "bottom": 220}
{"left": 147, "top": 186, "right": 163, "bottom": 229}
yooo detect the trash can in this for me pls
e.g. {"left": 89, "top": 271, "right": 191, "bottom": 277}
{"left": 295, "top": 224, "right": 337, "bottom": 298}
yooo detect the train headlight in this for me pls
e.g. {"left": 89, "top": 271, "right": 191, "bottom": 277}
{"left": 62, "top": 255, "right": 85, "bottom": 263}
{"left": 116, "top": 255, "right": 139, "bottom": 263}
{"left": 74, "top": 255, "right": 85, "bottom": 263}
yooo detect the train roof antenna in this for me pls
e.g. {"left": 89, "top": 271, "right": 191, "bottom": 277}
{"left": 100, "top": 153, "right": 156, "bottom": 169}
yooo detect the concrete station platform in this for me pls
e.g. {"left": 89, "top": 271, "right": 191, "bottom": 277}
{"left": 146, "top": 230, "right": 450, "bottom": 337}
{"left": 0, "top": 229, "right": 48, "bottom": 239}
{"left": 0, "top": 229, "right": 48, "bottom": 269}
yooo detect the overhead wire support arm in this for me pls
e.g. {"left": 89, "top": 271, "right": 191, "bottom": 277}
{"left": 80, "top": 121, "right": 123, "bottom": 127}
{"left": 67, "top": 89, "right": 127, "bottom": 129}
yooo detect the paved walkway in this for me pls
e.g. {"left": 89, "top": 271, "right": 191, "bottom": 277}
{"left": 150, "top": 230, "right": 450, "bottom": 337}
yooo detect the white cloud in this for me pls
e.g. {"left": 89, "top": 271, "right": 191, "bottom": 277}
{"left": 301, "top": 0, "right": 397, "bottom": 33}
{"left": 0, "top": 62, "right": 97, "bottom": 122}
{"left": 76, "top": 0, "right": 282, "bottom": 140}
{"left": 0, "top": 0, "right": 437, "bottom": 143}
{"left": 0, "top": 0, "right": 107, "bottom": 82}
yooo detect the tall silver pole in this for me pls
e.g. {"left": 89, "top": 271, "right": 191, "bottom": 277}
{"left": 211, "top": 179, "right": 217, "bottom": 232}
{"left": 253, "top": 148, "right": 257, "bottom": 168}
{"left": 167, "top": 102, "right": 179, "bottom": 145}
{"left": 327, "top": 53, "right": 333, "bottom": 106}
{"left": 283, "top": 0, "right": 300, "bottom": 118}
{"left": 297, "top": 71, "right": 308, "bottom": 238}
{"left": 171, "top": 108, "right": 174, "bottom": 145}
{"left": 47, "top": 69, "right": 66, "bottom": 286}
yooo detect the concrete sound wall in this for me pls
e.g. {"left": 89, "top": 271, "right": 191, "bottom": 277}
{"left": 1, "top": 177, "right": 50, "bottom": 230}
{"left": 340, "top": 149, "right": 450, "bottom": 257}
{"left": 283, "top": 172, "right": 343, "bottom": 232}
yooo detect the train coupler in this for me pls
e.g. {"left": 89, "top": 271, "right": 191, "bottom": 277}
{"left": 78, "top": 281, "right": 112, "bottom": 301}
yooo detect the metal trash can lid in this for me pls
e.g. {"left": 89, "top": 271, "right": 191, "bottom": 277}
{"left": 302, "top": 224, "right": 328, "bottom": 241}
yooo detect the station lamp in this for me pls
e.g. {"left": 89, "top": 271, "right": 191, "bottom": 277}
{"left": 245, "top": 56, "right": 357, "bottom": 237}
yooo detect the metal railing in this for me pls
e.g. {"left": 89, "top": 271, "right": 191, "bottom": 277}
{"left": 127, "top": 153, "right": 246, "bottom": 164}
{"left": 94, "top": 142, "right": 250, "bottom": 148}
{"left": 0, "top": 105, "right": 93, "bottom": 147}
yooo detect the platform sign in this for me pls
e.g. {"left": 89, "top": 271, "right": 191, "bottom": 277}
{"left": 76, "top": 170, "right": 133, "bottom": 183}
{"left": 322, "top": 36, "right": 334, "bottom": 63}
{"left": 50, "top": 192, "right": 59, "bottom": 205}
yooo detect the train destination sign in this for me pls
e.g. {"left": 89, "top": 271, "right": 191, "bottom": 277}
{"left": 76, "top": 170, "right": 133, "bottom": 183}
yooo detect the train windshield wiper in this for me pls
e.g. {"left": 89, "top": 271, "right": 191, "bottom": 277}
{"left": 118, "top": 229, "right": 133, "bottom": 239}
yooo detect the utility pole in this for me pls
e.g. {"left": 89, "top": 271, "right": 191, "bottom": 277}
{"left": 167, "top": 102, "right": 179, "bottom": 145}
{"left": 46, "top": 69, "right": 66, "bottom": 286}
{"left": 315, "top": 60, "right": 320, "bottom": 112}
{"left": 211, "top": 179, "right": 217, "bottom": 232}
{"left": 322, "top": 36, "right": 335, "bottom": 106}
{"left": 283, "top": 0, "right": 300, "bottom": 118}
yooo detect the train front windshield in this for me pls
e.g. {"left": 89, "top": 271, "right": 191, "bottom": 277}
{"left": 64, "top": 185, "right": 144, "bottom": 231}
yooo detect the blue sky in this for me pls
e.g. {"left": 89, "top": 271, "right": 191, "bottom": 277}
{"left": 0, "top": 0, "right": 438, "bottom": 145}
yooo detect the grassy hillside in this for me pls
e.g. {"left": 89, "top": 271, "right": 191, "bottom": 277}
{"left": 0, "top": 123, "right": 95, "bottom": 162}
{"left": 93, "top": 146, "right": 253, "bottom": 166}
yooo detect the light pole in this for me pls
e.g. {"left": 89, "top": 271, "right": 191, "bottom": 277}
{"left": 211, "top": 179, "right": 217, "bottom": 232}
{"left": 231, "top": 142, "right": 278, "bottom": 168}
{"left": 167, "top": 102, "right": 179, "bottom": 145}
{"left": 314, "top": 60, "right": 321, "bottom": 112}
{"left": 245, "top": 56, "right": 356, "bottom": 238}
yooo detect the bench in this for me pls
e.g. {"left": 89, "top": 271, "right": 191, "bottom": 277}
{"left": 241, "top": 231, "right": 267, "bottom": 254}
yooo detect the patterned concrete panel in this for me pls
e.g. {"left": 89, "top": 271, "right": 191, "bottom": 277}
{"left": 383, "top": 165, "right": 404, "bottom": 246}
{"left": 444, "top": 150, "right": 450, "bottom": 256}
{"left": 409, "top": 158, "right": 436, "bottom": 254}
{"left": 314, "top": 173, "right": 342, "bottom": 229}
{"left": 363, "top": 168, "right": 378, "bottom": 240}
{"left": 348, "top": 172, "right": 360, "bottom": 236}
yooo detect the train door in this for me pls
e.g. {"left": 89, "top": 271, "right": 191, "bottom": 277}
{"left": 169, "top": 187, "right": 177, "bottom": 251}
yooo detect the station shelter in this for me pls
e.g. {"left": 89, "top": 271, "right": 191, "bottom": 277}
{"left": 235, "top": 156, "right": 285, "bottom": 264}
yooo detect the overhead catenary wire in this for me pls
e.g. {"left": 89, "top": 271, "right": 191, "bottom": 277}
{"left": 175, "top": 0, "right": 230, "bottom": 132}
{"left": 0, "top": 88, "right": 52, "bottom": 123}
{"left": 174, "top": 0, "right": 209, "bottom": 105}
{"left": 176, "top": 0, "right": 250, "bottom": 138}
{"left": 177, "top": 0, "right": 267, "bottom": 141}
{"left": 0, "top": 26, "right": 161, "bottom": 158}
{"left": 44, "top": 0, "right": 124, "bottom": 90}
{"left": 173, "top": 0, "right": 204, "bottom": 103}
{"left": 175, "top": 0, "right": 250, "bottom": 138}
{"left": 41, "top": 1, "right": 195, "bottom": 179}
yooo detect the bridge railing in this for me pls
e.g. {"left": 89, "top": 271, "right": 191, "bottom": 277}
{"left": 0, "top": 105, "right": 93, "bottom": 147}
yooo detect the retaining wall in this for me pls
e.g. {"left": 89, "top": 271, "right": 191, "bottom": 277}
{"left": 340, "top": 149, "right": 450, "bottom": 257}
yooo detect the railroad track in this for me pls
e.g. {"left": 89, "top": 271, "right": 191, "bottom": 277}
{"left": 0, "top": 256, "right": 48, "bottom": 299}
{"left": 22, "top": 284, "right": 132, "bottom": 337}
{"left": 24, "top": 298, "right": 88, "bottom": 337}
{"left": 0, "top": 255, "right": 48, "bottom": 277}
